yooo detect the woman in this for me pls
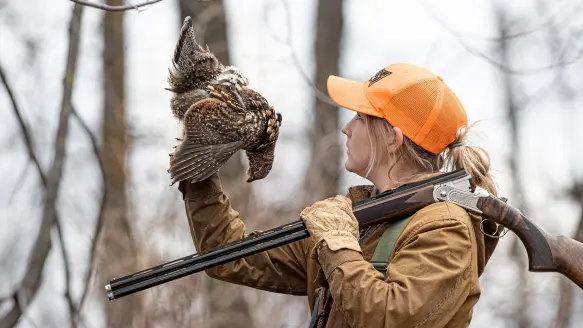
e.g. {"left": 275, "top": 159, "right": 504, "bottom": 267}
{"left": 176, "top": 63, "right": 498, "bottom": 327}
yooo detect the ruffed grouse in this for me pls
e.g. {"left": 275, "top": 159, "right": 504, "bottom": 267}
{"left": 167, "top": 16, "right": 282, "bottom": 185}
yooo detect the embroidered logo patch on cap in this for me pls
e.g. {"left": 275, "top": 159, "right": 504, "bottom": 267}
{"left": 368, "top": 68, "right": 392, "bottom": 86}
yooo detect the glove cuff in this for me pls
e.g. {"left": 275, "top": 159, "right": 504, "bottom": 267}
{"left": 322, "top": 230, "right": 361, "bottom": 253}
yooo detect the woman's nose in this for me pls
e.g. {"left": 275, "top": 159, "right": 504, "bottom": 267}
{"left": 341, "top": 122, "right": 351, "bottom": 137}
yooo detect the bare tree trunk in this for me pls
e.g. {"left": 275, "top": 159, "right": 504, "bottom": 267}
{"left": 0, "top": 4, "right": 83, "bottom": 328}
{"left": 178, "top": 2, "right": 254, "bottom": 327}
{"left": 99, "top": 1, "right": 142, "bottom": 327}
{"left": 531, "top": 2, "right": 581, "bottom": 326}
{"left": 553, "top": 182, "right": 583, "bottom": 328}
{"left": 179, "top": 0, "right": 229, "bottom": 66}
{"left": 495, "top": 6, "right": 531, "bottom": 328}
{"left": 303, "top": 0, "right": 344, "bottom": 204}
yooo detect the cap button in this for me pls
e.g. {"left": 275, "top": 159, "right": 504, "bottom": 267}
{"left": 436, "top": 75, "right": 444, "bottom": 82}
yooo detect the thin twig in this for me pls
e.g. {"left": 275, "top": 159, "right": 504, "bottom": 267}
{"left": 72, "top": 107, "right": 108, "bottom": 321}
{"left": 55, "top": 219, "right": 77, "bottom": 328}
{"left": 70, "top": 0, "right": 164, "bottom": 12}
{"left": 504, "top": 24, "right": 581, "bottom": 112}
{"left": 262, "top": 0, "right": 337, "bottom": 107}
{"left": 420, "top": 0, "right": 583, "bottom": 75}
{"left": 435, "top": 0, "right": 583, "bottom": 43}
{"left": 0, "top": 54, "right": 59, "bottom": 328}
{"left": 494, "top": 6, "right": 532, "bottom": 328}
{"left": 0, "top": 63, "right": 46, "bottom": 187}
{"left": 7, "top": 161, "right": 30, "bottom": 205}
{"left": 0, "top": 47, "right": 65, "bottom": 328}
{"left": 0, "top": 4, "right": 84, "bottom": 328}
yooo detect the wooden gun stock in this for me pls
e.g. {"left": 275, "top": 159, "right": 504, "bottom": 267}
{"left": 105, "top": 170, "right": 582, "bottom": 300}
{"left": 477, "top": 195, "right": 583, "bottom": 289}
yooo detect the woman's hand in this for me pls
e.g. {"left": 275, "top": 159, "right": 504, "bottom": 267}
{"left": 300, "top": 195, "right": 361, "bottom": 259}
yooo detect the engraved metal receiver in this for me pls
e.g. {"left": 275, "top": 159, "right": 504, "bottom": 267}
{"left": 433, "top": 175, "right": 482, "bottom": 214}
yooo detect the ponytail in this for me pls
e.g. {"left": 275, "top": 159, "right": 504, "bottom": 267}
{"left": 362, "top": 115, "right": 497, "bottom": 195}
{"left": 438, "top": 123, "right": 497, "bottom": 196}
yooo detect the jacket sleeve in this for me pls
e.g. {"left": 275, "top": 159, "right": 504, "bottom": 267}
{"left": 317, "top": 210, "right": 476, "bottom": 328}
{"left": 179, "top": 173, "right": 308, "bottom": 295}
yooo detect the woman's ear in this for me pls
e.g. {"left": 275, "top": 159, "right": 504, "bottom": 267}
{"left": 389, "top": 126, "right": 404, "bottom": 152}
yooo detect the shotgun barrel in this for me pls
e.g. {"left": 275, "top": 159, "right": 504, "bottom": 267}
{"left": 106, "top": 169, "right": 468, "bottom": 300}
{"left": 107, "top": 169, "right": 583, "bottom": 300}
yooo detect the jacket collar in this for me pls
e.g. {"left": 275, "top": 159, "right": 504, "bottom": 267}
{"left": 347, "top": 185, "right": 376, "bottom": 203}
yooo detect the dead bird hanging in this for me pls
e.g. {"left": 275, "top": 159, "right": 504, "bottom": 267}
{"left": 166, "top": 16, "right": 282, "bottom": 185}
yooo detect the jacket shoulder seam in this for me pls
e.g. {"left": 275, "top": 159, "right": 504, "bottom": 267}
{"left": 409, "top": 217, "right": 474, "bottom": 328}
{"left": 393, "top": 204, "right": 469, "bottom": 254}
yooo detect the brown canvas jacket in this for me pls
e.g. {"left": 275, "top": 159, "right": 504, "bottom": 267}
{"left": 179, "top": 174, "right": 497, "bottom": 328}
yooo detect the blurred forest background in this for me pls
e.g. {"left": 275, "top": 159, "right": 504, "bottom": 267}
{"left": 1, "top": 0, "right": 583, "bottom": 327}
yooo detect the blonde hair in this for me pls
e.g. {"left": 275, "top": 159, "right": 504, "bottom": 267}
{"left": 362, "top": 115, "right": 497, "bottom": 196}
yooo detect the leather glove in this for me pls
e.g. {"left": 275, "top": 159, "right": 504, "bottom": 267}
{"left": 300, "top": 195, "right": 361, "bottom": 259}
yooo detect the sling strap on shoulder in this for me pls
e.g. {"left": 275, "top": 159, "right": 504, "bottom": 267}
{"left": 369, "top": 215, "right": 412, "bottom": 277}
{"left": 308, "top": 215, "right": 412, "bottom": 327}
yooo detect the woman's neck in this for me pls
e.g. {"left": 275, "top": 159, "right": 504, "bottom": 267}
{"left": 369, "top": 163, "right": 431, "bottom": 194}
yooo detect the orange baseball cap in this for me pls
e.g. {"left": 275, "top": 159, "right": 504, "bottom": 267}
{"left": 327, "top": 63, "right": 468, "bottom": 154}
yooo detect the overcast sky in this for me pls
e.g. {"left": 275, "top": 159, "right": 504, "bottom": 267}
{"left": 1, "top": 0, "right": 582, "bottom": 327}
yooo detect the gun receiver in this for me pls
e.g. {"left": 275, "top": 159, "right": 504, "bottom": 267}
{"left": 105, "top": 169, "right": 583, "bottom": 300}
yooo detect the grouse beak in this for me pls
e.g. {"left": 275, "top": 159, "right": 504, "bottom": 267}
{"left": 276, "top": 113, "right": 282, "bottom": 126}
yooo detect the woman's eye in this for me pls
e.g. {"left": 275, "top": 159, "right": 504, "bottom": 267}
{"left": 356, "top": 113, "right": 362, "bottom": 120}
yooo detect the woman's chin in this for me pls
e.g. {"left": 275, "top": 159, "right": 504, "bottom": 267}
{"left": 345, "top": 161, "right": 365, "bottom": 177}
{"left": 344, "top": 161, "right": 353, "bottom": 173}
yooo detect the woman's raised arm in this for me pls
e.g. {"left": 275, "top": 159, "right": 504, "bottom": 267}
{"left": 179, "top": 173, "right": 309, "bottom": 295}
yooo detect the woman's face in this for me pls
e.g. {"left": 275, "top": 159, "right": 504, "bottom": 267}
{"left": 341, "top": 113, "right": 372, "bottom": 177}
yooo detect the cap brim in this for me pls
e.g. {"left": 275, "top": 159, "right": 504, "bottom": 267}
{"left": 327, "top": 75, "right": 383, "bottom": 118}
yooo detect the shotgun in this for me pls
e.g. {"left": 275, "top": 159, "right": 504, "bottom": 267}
{"left": 105, "top": 169, "right": 583, "bottom": 300}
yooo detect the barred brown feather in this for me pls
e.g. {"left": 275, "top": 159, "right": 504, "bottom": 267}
{"left": 166, "top": 17, "right": 283, "bottom": 184}
{"left": 167, "top": 16, "right": 221, "bottom": 94}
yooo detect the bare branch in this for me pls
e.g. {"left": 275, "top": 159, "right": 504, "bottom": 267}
{"left": 433, "top": 1, "right": 583, "bottom": 43}
{"left": 0, "top": 295, "right": 11, "bottom": 305}
{"left": 70, "top": 0, "right": 164, "bottom": 12}
{"left": 3, "top": 89, "right": 111, "bottom": 328}
{"left": 302, "top": 0, "right": 344, "bottom": 204}
{"left": 7, "top": 161, "right": 30, "bottom": 205}
{"left": 262, "top": 0, "right": 337, "bottom": 107}
{"left": 0, "top": 62, "right": 45, "bottom": 187}
{"left": 420, "top": 0, "right": 583, "bottom": 75}
{"left": 71, "top": 107, "right": 107, "bottom": 321}
{"left": 0, "top": 46, "right": 66, "bottom": 328}
{"left": 55, "top": 219, "right": 77, "bottom": 328}
{"left": 1, "top": 54, "right": 79, "bottom": 328}
{"left": 0, "top": 4, "right": 84, "bottom": 328}
{"left": 536, "top": 6, "right": 582, "bottom": 322}
{"left": 493, "top": 5, "right": 532, "bottom": 327}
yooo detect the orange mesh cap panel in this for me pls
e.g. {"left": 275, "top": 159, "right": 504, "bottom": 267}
{"left": 327, "top": 63, "right": 468, "bottom": 154}
{"left": 421, "top": 84, "right": 468, "bottom": 153}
